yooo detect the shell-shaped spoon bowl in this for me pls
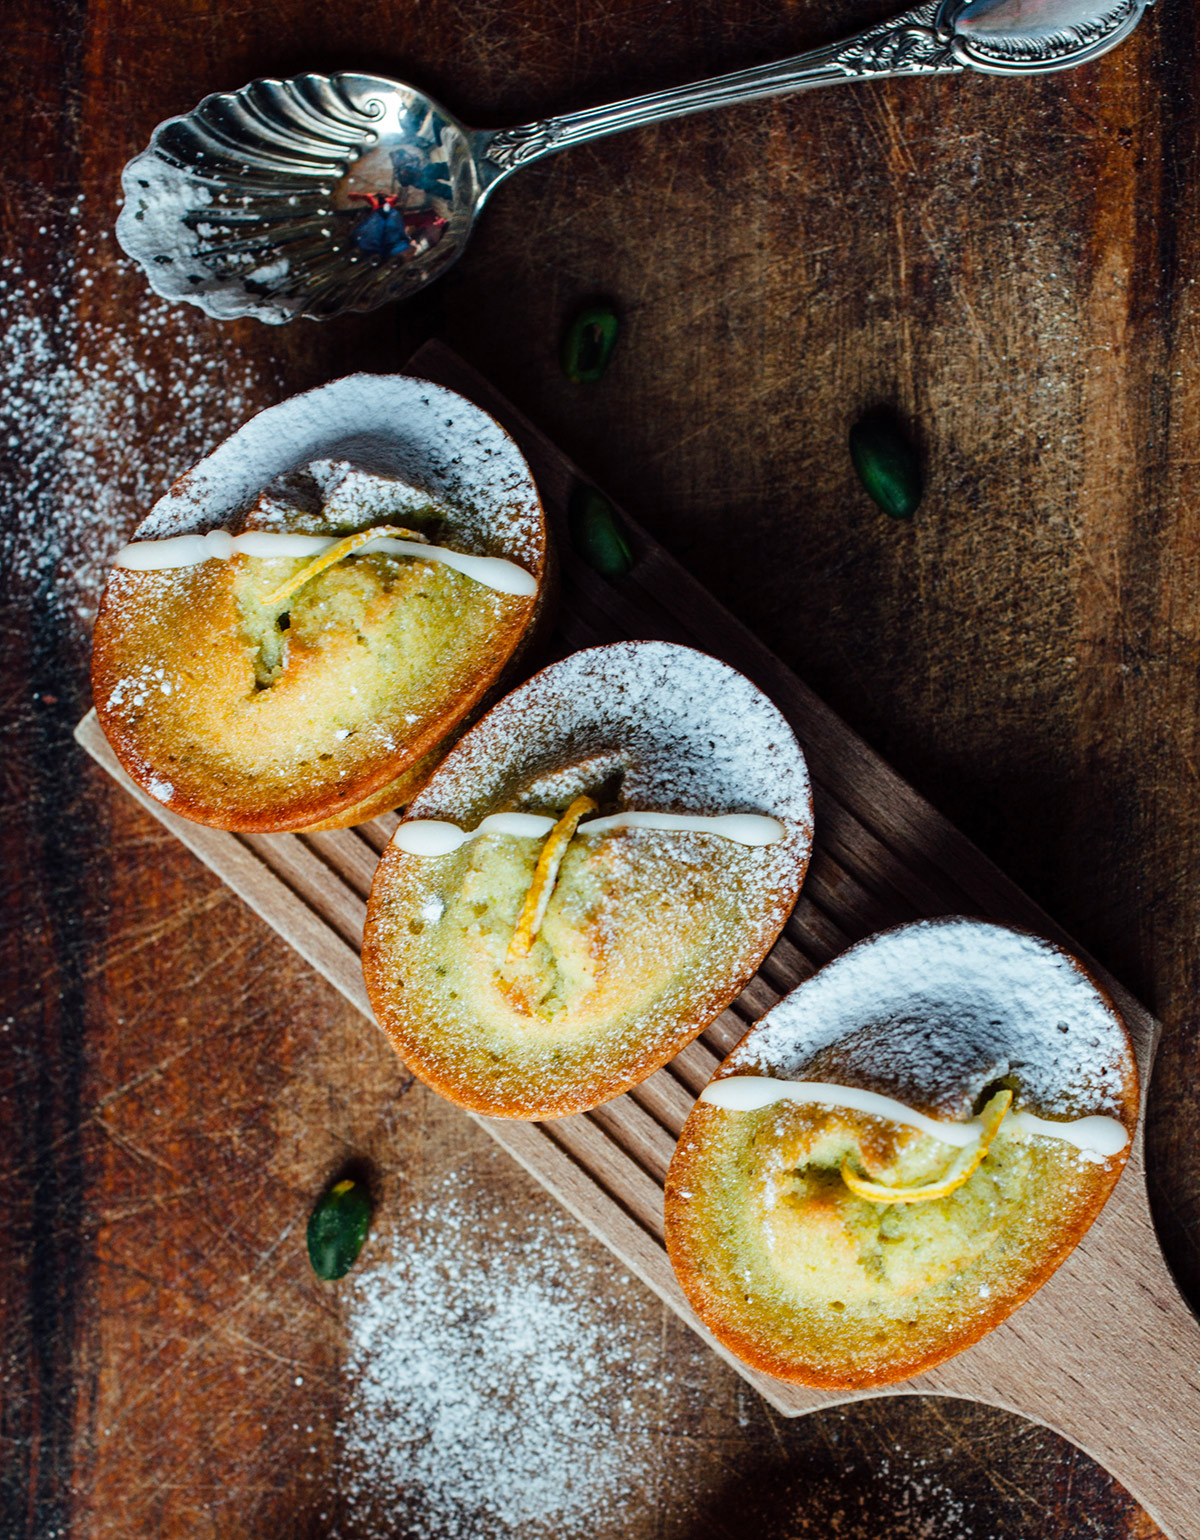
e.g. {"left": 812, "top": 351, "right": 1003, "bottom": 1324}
{"left": 117, "top": 73, "right": 479, "bottom": 324}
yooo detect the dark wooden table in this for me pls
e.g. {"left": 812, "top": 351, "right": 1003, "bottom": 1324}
{"left": 3, "top": 1, "right": 1195, "bottom": 1535}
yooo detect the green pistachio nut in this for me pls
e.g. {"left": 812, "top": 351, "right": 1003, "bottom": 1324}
{"left": 849, "top": 410, "right": 923, "bottom": 520}
{"left": 561, "top": 304, "right": 619, "bottom": 383}
{"left": 568, "top": 484, "right": 634, "bottom": 579}
{"left": 307, "top": 1177, "right": 371, "bottom": 1280}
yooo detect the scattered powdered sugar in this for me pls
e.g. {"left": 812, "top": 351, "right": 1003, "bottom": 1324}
{"left": 0, "top": 210, "right": 279, "bottom": 626}
{"left": 1, "top": 217, "right": 541, "bottom": 633}
{"left": 332, "top": 1172, "right": 667, "bottom": 1539}
{"left": 105, "top": 661, "right": 176, "bottom": 709}
{"left": 144, "top": 774, "right": 174, "bottom": 804}
{"left": 804, "top": 1453, "right": 974, "bottom": 1539}
{"left": 731, "top": 918, "right": 1136, "bottom": 1121}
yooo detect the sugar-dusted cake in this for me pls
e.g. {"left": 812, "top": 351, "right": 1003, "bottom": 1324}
{"left": 362, "top": 642, "right": 814, "bottom": 1118}
{"left": 92, "top": 374, "right": 548, "bottom": 831}
{"left": 665, "top": 919, "right": 1138, "bottom": 1388}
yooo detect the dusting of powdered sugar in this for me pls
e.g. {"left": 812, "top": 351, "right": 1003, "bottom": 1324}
{"left": 144, "top": 774, "right": 174, "bottom": 804}
{"left": 0, "top": 214, "right": 278, "bottom": 625}
{"left": 128, "top": 373, "right": 545, "bottom": 568}
{"left": 309, "top": 459, "right": 454, "bottom": 527}
{"left": 117, "top": 155, "right": 307, "bottom": 326}
{"left": 729, "top": 918, "right": 1136, "bottom": 1121}
{"left": 332, "top": 1171, "right": 668, "bottom": 1539}
{"left": 369, "top": 644, "right": 816, "bottom": 1111}
{"left": 406, "top": 641, "right": 813, "bottom": 838}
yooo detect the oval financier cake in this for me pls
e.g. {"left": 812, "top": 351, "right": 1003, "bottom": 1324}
{"left": 92, "top": 374, "right": 548, "bottom": 831}
{"left": 362, "top": 641, "right": 814, "bottom": 1118}
{"left": 664, "top": 918, "right": 1139, "bottom": 1388}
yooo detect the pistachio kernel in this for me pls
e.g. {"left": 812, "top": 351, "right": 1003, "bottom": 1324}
{"left": 568, "top": 485, "right": 634, "bottom": 579}
{"left": 307, "top": 1177, "right": 371, "bottom": 1280}
{"left": 849, "top": 409, "right": 923, "bottom": 520}
{"left": 561, "top": 303, "right": 619, "bottom": 383}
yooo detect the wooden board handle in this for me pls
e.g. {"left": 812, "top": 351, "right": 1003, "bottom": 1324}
{"left": 921, "top": 1144, "right": 1200, "bottom": 1539}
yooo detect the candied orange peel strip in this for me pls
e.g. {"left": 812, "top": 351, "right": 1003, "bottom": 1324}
{"left": 841, "top": 1088, "right": 1013, "bottom": 1205}
{"left": 507, "top": 795, "right": 598, "bottom": 960}
{"left": 262, "top": 525, "right": 426, "bottom": 607}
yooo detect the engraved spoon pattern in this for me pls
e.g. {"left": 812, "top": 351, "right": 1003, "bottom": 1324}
{"left": 116, "top": 0, "right": 1153, "bottom": 325}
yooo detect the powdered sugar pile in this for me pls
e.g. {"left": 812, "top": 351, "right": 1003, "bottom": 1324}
{"left": 116, "top": 155, "right": 301, "bottom": 325}
{"left": 332, "top": 1171, "right": 667, "bottom": 1539}
{"left": 0, "top": 210, "right": 278, "bottom": 625}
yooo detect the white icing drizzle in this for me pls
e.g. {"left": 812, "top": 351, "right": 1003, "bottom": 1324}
{"left": 578, "top": 811, "right": 784, "bottom": 846}
{"left": 391, "top": 811, "right": 785, "bottom": 856}
{"left": 1006, "top": 1109, "right": 1128, "bottom": 1155}
{"left": 113, "top": 528, "right": 537, "bottom": 597}
{"left": 394, "top": 813, "right": 555, "bottom": 856}
{"left": 699, "top": 1076, "right": 1129, "bottom": 1157}
{"left": 115, "top": 529, "right": 326, "bottom": 568}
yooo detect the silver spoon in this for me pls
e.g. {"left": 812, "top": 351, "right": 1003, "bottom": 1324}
{"left": 116, "top": 0, "right": 1152, "bottom": 325}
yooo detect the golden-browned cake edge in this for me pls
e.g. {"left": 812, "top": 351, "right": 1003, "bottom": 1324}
{"left": 362, "top": 641, "right": 814, "bottom": 1118}
{"left": 662, "top": 928, "right": 1139, "bottom": 1390}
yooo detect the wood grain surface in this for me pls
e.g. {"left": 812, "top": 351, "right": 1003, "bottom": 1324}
{"left": 69, "top": 339, "right": 1200, "bottom": 1537}
{"left": 3, "top": 0, "right": 1198, "bottom": 1536}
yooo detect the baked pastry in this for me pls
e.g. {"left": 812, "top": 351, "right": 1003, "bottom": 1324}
{"left": 362, "top": 641, "right": 814, "bottom": 1117}
{"left": 665, "top": 918, "right": 1138, "bottom": 1388}
{"left": 91, "top": 374, "right": 548, "bottom": 831}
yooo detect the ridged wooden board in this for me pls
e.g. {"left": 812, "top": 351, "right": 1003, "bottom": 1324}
{"left": 74, "top": 342, "right": 1200, "bottom": 1540}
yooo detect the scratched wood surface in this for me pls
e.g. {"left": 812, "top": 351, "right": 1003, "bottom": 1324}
{"left": 70, "top": 339, "right": 1200, "bottom": 1537}
{"left": 3, "top": 0, "right": 1198, "bottom": 1536}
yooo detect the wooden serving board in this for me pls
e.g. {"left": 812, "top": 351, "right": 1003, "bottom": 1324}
{"left": 74, "top": 342, "right": 1200, "bottom": 1539}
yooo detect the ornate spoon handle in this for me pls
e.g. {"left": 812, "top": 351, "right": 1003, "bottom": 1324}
{"left": 476, "top": 0, "right": 959, "bottom": 184}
